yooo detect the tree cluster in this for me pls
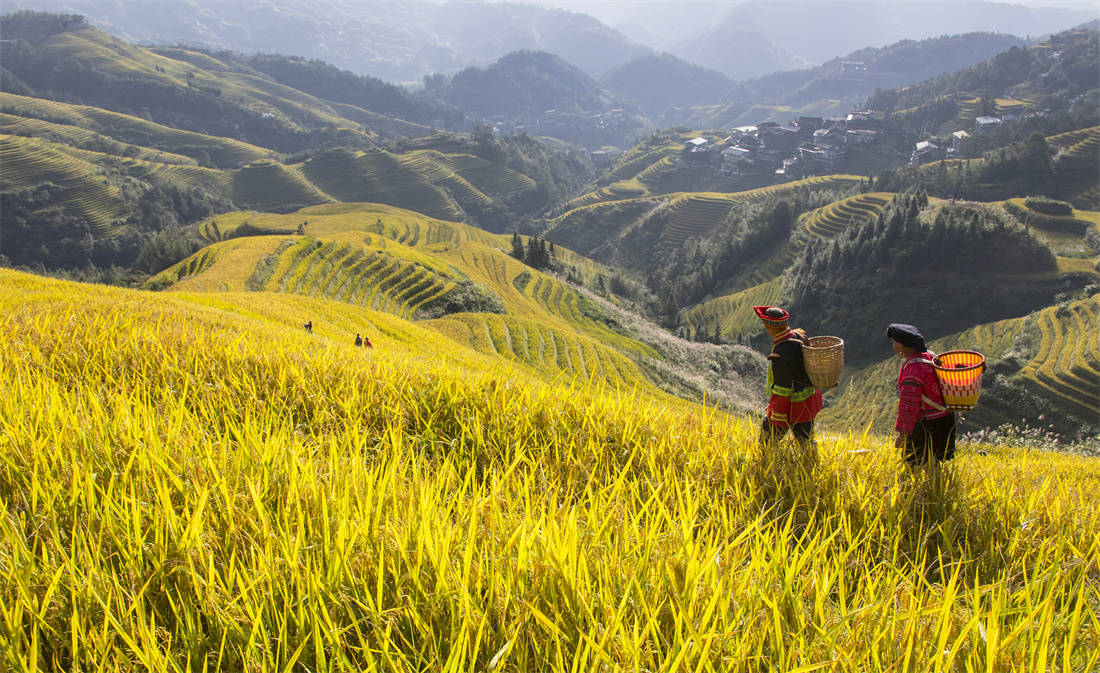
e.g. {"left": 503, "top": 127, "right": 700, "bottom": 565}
{"left": 511, "top": 232, "right": 556, "bottom": 271}
{"left": 783, "top": 191, "right": 1066, "bottom": 362}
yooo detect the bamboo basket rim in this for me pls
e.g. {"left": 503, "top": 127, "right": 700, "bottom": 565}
{"left": 803, "top": 335, "right": 844, "bottom": 349}
{"left": 933, "top": 349, "right": 986, "bottom": 374}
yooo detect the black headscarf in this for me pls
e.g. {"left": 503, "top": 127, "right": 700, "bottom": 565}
{"left": 886, "top": 323, "right": 925, "bottom": 351}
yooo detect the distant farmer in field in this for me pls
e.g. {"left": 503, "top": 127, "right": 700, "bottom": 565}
{"left": 363, "top": 336, "right": 374, "bottom": 349}
{"left": 304, "top": 320, "right": 312, "bottom": 333}
{"left": 754, "top": 305, "right": 823, "bottom": 451}
{"left": 355, "top": 333, "right": 363, "bottom": 347}
{"left": 887, "top": 323, "right": 956, "bottom": 467}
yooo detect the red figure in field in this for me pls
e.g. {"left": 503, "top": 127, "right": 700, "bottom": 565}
{"left": 886, "top": 323, "right": 956, "bottom": 467}
{"left": 754, "top": 306, "right": 823, "bottom": 451}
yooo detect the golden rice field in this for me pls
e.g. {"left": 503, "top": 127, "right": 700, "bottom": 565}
{"left": 2, "top": 268, "right": 1099, "bottom": 672}
{"left": 152, "top": 204, "right": 646, "bottom": 361}
{"left": 0, "top": 112, "right": 197, "bottom": 166}
{"left": 800, "top": 193, "right": 893, "bottom": 238}
{"left": 1020, "top": 297, "right": 1100, "bottom": 420}
{"left": 682, "top": 278, "right": 784, "bottom": 343}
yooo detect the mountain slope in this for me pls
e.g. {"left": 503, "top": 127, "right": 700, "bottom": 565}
{"left": 6, "top": 0, "right": 651, "bottom": 82}
{"left": 671, "top": 26, "right": 810, "bottom": 81}
{"left": 601, "top": 52, "right": 733, "bottom": 118}
{"left": 821, "top": 293, "right": 1100, "bottom": 440}
{"left": 700, "top": 1, "right": 1095, "bottom": 66}
{"left": 681, "top": 32, "right": 1027, "bottom": 127}
{"left": 435, "top": 50, "right": 625, "bottom": 118}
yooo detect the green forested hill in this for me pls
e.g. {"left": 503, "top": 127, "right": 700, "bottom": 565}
{"left": 601, "top": 53, "right": 733, "bottom": 118}
{"left": 0, "top": 12, "right": 431, "bottom": 153}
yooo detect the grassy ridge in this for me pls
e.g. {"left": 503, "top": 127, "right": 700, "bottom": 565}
{"left": 682, "top": 278, "right": 784, "bottom": 342}
{"left": 2, "top": 268, "right": 1098, "bottom": 670}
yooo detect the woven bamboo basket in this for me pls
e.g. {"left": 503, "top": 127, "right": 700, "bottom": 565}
{"left": 801, "top": 336, "right": 844, "bottom": 389}
{"left": 933, "top": 350, "right": 986, "bottom": 411}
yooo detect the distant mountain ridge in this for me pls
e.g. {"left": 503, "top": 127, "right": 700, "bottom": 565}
{"left": 435, "top": 50, "right": 622, "bottom": 118}
{"left": 601, "top": 53, "right": 734, "bottom": 119}
{"left": 702, "top": 0, "right": 1096, "bottom": 66}
{"left": 5, "top": 0, "right": 652, "bottom": 82}
{"left": 679, "top": 32, "right": 1028, "bottom": 127}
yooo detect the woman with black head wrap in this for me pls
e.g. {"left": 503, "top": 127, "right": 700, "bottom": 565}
{"left": 887, "top": 323, "right": 955, "bottom": 467}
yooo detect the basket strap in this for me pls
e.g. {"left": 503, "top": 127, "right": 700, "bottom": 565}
{"left": 921, "top": 394, "right": 947, "bottom": 412}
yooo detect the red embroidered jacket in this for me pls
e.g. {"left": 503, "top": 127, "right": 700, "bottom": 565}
{"left": 895, "top": 351, "right": 950, "bottom": 434}
{"left": 766, "top": 328, "right": 823, "bottom": 427}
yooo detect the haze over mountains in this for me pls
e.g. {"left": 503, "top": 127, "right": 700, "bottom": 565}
{"left": 7, "top": 0, "right": 1097, "bottom": 83}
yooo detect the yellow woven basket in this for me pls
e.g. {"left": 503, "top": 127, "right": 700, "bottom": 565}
{"left": 801, "top": 336, "right": 845, "bottom": 389}
{"left": 933, "top": 350, "right": 986, "bottom": 411}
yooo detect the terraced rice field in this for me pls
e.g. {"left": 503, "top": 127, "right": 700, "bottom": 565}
{"left": 819, "top": 296, "right": 1100, "bottom": 433}
{"left": 682, "top": 278, "right": 784, "bottom": 343}
{"left": 601, "top": 143, "right": 681, "bottom": 185}
{"left": 435, "top": 152, "right": 535, "bottom": 198}
{"left": 130, "top": 160, "right": 232, "bottom": 193}
{"left": 422, "top": 313, "right": 647, "bottom": 387}
{"left": 198, "top": 212, "right": 264, "bottom": 242}
{"left": 819, "top": 313, "right": 1033, "bottom": 432}
{"left": 658, "top": 176, "right": 866, "bottom": 248}
{"left": 0, "top": 92, "right": 272, "bottom": 166}
{"left": 157, "top": 237, "right": 289, "bottom": 292}
{"left": 402, "top": 151, "right": 496, "bottom": 208}
{"left": 260, "top": 239, "right": 457, "bottom": 319}
{"left": 636, "top": 155, "right": 679, "bottom": 189}
{"left": 519, "top": 273, "right": 657, "bottom": 358}
{"left": 1048, "top": 127, "right": 1100, "bottom": 207}
{"left": 0, "top": 134, "right": 123, "bottom": 233}
{"left": 1020, "top": 295, "right": 1100, "bottom": 419}
{"left": 298, "top": 150, "right": 463, "bottom": 221}
{"left": 0, "top": 112, "right": 196, "bottom": 165}
{"left": 231, "top": 160, "right": 332, "bottom": 210}
{"left": 955, "top": 96, "right": 1032, "bottom": 123}
{"left": 800, "top": 192, "right": 893, "bottom": 237}
{"left": 1046, "top": 126, "right": 1099, "bottom": 152}
{"left": 661, "top": 193, "right": 741, "bottom": 247}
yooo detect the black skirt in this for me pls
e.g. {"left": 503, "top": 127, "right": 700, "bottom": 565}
{"left": 905, "top": 413, "right": 956, "bottom": 466}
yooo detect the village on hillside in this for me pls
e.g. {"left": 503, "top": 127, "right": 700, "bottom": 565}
{"left": 671, "top": 105, "right": 1062, "bottom": 181}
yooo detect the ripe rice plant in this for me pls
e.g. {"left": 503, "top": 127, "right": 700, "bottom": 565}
{"left": 2, "top": 268, "right": 1098, "bottom": 672}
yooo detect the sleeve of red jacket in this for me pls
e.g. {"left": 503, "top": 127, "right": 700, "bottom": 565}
{"left": 895, "top": 363, "right": 924, "bottom": 434}
{"left": 767, "top": 354, "right": 794, "bottom": 428}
